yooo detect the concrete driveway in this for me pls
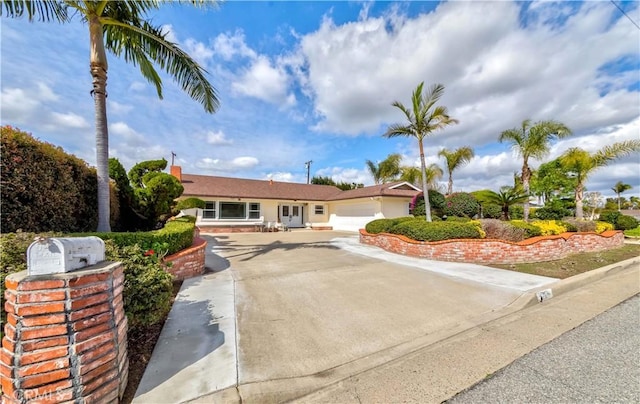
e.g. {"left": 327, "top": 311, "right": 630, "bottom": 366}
{"left": 134, "top": 231, "right": 555, "bottom": 403}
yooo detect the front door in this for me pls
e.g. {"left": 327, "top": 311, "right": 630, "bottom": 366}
{"left": 280, "top": 204, "right": 303, "bottom": 228}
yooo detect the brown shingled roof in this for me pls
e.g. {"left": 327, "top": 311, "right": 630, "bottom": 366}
{"left": 179, "top": 174, "right": 420, "bottom": 201}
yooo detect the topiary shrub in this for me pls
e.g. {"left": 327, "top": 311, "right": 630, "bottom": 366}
{"left": 530, "top": 220, "right": 568, "bottom": 236}
{"left": 174, "top": 197, "right": 206, "bottom": 214}
{"left": 443, "top": 192, "right": 480, "bottom": 218}
{"left": 390, "top": 220, "right": 483, "bottom": 242}
{"left": 614, "top": 215, "right": 639, "bottom": 231}
{"left": 479, "top": 219, "right": 527, "bottom": 242}
{"left": 104, "top": 241, "right": 173, "bottom": 332}
{"left": 510, "top": 220, "right": 542, "bottom": 238}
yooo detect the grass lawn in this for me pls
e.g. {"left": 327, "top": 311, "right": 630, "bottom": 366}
{"left": 491, "top": 243, "right": 640, "bottom": 279}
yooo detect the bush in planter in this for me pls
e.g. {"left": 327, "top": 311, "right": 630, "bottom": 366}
{"left": 411, "top": 190, "right": 445, "bottom": 218}
{"left": 390, "top": 220, "right": 483, "bottom": 242}
{"left": 104, "top": 241, "right": 173, "bottom": 331}
{"left": 530, "top": 220, "right": 568, "bottom": 236}
{"left": 509, "top": 205, "right": 524, "bottom": 220}
{"left": 480, "top": 219, "right": 527, "bottom": 242}
{"left": 599, "top": 210, "right": 621, "bottom": 225}
{"left": 595, "top": 221, "right": 615, "bottom": 234}
{"left": 174, "top": 197, "right": 206, "bottom": 214}
{"left": 561, "top": 219, "right": 595, "bottom": 233}
{"left": 365, "top": 217, "right": 415, "bottom": 234}
{"left": 510, "top": 220, "right": 542, "bottom": 238}
{"left": 482, "top": 203, "right": 503, "bottom": 219}
{"left": 443, "top": 192, "right": 480, "bottom": 218}
{"left": 615, "top": 215, "right": 639, "bottom": 231}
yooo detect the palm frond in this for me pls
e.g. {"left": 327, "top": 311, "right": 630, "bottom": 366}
{"left": 103, "top": 17, "right": 220, "bottom": 113}
{"left": 2, "top": 0, "right": 69, "bottom": 22}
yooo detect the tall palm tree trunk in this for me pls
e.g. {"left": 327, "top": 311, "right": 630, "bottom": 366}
{"left": 575, "top": 182, "right": 584, "bottom": 220}
{"left": 90, "top": 19, "right": 110, "bottom": 232}
{"left": 617, "top": 192, "right": 622, "bottom": 211}
{"left": 447, "top": 172, "right": 453, "bottom": 196}
{"left": 522, "top": 164, "right": 531, "bottom": 221}
{"left": 419, "top": 140, "right": 432, "bottom": 222}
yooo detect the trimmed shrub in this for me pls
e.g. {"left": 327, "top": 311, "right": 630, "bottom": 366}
{"left": 174, "top": 197, "right": 206, "bottom": 213}
{"left": 391, "top": 220, "right": 483, "bottom": 242}
{"left": 365, "top": 217, "right": 415, "bottom": 234}
{"left": 534, "top": 205, "right": 572, "bottom": 220}
{"left": 1, "top": 126, "right": 99, "bottom": 232}
{"left": 510, "top": 220, "right": 542, "bottom": 238}
{"left": 443, "top": 192, "right": 480, "bottom": 218}
{"left": 104, "top": 241, "right": 173, "bottom": 331}
{"left": 79, "top": 216, "right": 196, "bottom": 256}
{"left": 615, "top": 215, "right": 639, "bottom": 231}
{"left": 480, "top": 219, "right": 527, "bottom": 242}
{"left": 595, "top": 221, "right": 615, "bottom": 234}
{"left": 411, "top": 190, "right": 446, "bottom": 217}
{"left": 599, "top": 211, "right": 621, "bottom": 225}
{"left": 531, "top": 220, "right": 568, "bottom": 236}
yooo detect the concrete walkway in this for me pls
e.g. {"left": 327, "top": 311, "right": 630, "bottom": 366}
{"left": 133, "top": 231, "right": 639, "bottom": 403}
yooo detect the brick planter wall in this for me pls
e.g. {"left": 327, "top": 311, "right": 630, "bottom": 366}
{"left": 163, "top": 237, "right": 207, "bottom": 280}
{"left": 359, "top": 230, "right": 625, "bottom": 265}
{"left": 1, "top": 262, "right": 128, "bottom": 403}
{"left": 198, "top": 225, "right": 258, "bottom": 233}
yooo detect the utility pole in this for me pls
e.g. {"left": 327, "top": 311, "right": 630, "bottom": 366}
{"left": 305, "top": 160, "right": 313, "bottom": 184}
{"left": 171, "top": 151, "right": 177, "bottom": 166}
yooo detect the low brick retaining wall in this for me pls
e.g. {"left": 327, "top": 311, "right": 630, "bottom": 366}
{"left": 163, "top": 237, "right": 206, "bottom": 280}
{"left": 359, "top": 230, "right": 624, "bottom": 265}
{"left": 2, "top": 262, "right": 128, "bottom": 403}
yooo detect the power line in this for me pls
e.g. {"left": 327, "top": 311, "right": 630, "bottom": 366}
{"left": 610, "top": 0, "right": 640, "bottom": 30}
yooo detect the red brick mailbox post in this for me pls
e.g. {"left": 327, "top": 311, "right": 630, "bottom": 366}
{"left": 1, "top": 238, "right": 128, "bottom": 403}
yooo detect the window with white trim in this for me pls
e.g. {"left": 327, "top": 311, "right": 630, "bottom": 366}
{"left": 219, "top": 202, "right": 246, "bottom": 219}
{"left": 314, "top": 205, "right": 324, "bottom": 215}
{"left": 249, "top": 203, "right": 261, "bottom": 219}
{"left": 203, "top": 201, "right": 216, "bottom": 219}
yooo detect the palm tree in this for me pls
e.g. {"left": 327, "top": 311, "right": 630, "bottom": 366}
{"left": 483, "top": 186, "right": 530, "bottom": 221}
{"left": 400, "top": 164, "right": 443, "bottom": 189}
{"left": 611, "top": 181, "right": 632, "bottom": 211}
{"left": 365, "top": 153, "right": 402, "bottom": 184}
{"left": 499, "top": 119, "right": 572, "bottom": 221}
{"left": 438, "top": 146, "right": 474, "bottom": 195}
{"left": 384, "top": 83, "right": 458, "bottom": 221}
{"left": 2, "top": 1, "right": 220, "bottom": 232}
{"left": 560, "top": 140, "right": 640, "bottom": 219}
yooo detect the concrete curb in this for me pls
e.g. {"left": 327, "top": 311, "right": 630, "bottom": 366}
{"left": 508, "top": 256, "right": 640, "bottom": 310}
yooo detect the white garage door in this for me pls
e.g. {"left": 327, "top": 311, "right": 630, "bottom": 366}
{"left": 330, "top": 202, "right": 380, "bottom": 232}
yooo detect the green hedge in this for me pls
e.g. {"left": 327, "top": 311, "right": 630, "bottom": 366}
{"left": 1, "top": 126, "right": 99, "bottom": 232}
{"left": 443, "top": 192, "right": 480, "bottom": 218}
{"left": 365, "top": 217, "right": 416, "bottom": 234}
{"left": 391, "top": 220, "right": 483, "bottom": 242}
{"left": 78, "top": 216, "right": 196, "bottom": 256}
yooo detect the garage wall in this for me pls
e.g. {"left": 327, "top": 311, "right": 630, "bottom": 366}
{"left": 381, "top": 197, "right": 412, "bottom": 218}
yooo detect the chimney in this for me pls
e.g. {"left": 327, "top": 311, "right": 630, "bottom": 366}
{"left": 170, "top": 165, "right": 182, "bottom": 182}
{"left": 269, "top": 179, "right": 274, "bottom": 185}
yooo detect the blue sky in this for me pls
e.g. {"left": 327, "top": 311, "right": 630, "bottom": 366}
{"left": 1, "top": 0, "right": 639, "bottom": 201}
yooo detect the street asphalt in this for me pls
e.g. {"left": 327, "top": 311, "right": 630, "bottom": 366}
{"left": 132, "top": 231, "right": 640, "bottom": 404}
{"left": 448, "top": 295, "right": 640, "bottom": 403}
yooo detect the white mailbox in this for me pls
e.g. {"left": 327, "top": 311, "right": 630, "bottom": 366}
{"left": 27, "top": 237, "right": 105, "bottom": 276}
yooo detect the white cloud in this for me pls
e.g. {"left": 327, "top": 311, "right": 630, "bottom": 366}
{"left": 195, "top": 156, "right": 259, "bottom": 172}
{"left": 232, "top": 55, "right": 296, "bottom": 106}
{"left": 50, "top": 112, "right": 90, "bottom": 129}
{"left": 295, "top": 1, "right": 638, "bottom": 141}
{"left": 316, "top": 166, "right": 371, "bottom": 186}
{"left": 265, "top": 172, "right": 296, "bottom": 182}
{"left": 212, "top": 30, "right": 257, "bottom": 61}
{"left": 206, "top": 130, "right": 233, "bottom": 145}
{"left": 184, "top": 38, "right": 215, "bottom": 66}
{"left": 108, "top": 100, "right": 134, "bottom": 115}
